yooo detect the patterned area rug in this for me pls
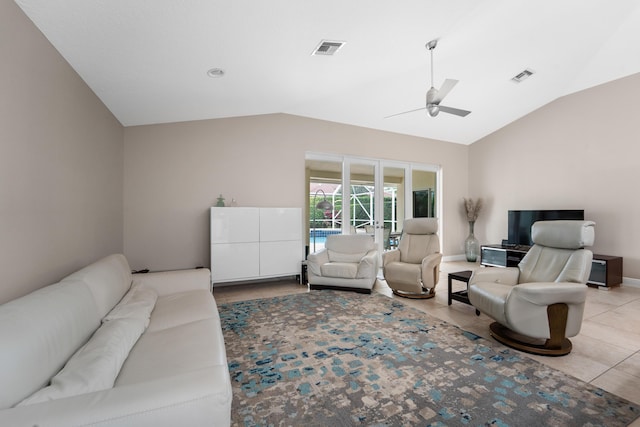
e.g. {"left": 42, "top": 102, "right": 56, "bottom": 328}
{"left": 219, "top": 291, "right": 639, "bottom": 426}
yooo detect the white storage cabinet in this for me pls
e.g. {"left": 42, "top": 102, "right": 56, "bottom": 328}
{"left": 210, "top": 207, "right": 303, "bottom": 285}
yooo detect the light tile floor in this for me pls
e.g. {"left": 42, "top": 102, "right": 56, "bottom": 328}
{"left": 214, "top": 261, "right": 640, "bottom": 424}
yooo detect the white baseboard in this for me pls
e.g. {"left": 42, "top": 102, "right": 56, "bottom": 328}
{"left": 443, "top": 254, "right": 467, "bottom": 262}
{"left": 622, "top": 277, "right": 640, "bottom": 288}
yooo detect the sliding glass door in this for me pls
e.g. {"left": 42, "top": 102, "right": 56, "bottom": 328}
{"left": 306, "top": 153, "right": 440, "bottom": 258}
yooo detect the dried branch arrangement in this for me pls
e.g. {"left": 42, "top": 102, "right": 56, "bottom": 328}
{"left": 464, "top": 198, "right": 483, "bottom": 222}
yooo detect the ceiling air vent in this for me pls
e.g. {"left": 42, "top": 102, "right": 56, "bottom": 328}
{"left": 312, "top": 40, "right": 346, "bottom": 56}
{"left": 511, "top": 69, "right": 534, "bottom": 83}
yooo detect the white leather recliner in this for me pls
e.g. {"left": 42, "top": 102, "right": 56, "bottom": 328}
{"left": 382, "top": 218, "right": 442, "bottom": 299}
{"left": 307, "top": 234, "right": 379, "bottom": 293}
{"left": 469, "top": 220, "right": 595, "bottom": 356}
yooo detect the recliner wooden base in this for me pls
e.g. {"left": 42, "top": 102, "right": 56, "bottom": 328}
{"left": 489, "top": 322, "right": 573, "bottom": 356}
{"left": 487, "top": 302, "right": 573, "bottom": 356}
{"left": 392, "top": 287, "right": 435, "bottom": 299}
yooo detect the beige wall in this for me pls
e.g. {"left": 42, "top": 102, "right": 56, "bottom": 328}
{"left": 469, "top": 72, "right": 640, "bottom": 279}
{"left": 0, "top": 2, "right": 124, "bottom": 304}
{"left": 123, "top": 114, "right": 469, "bottom": 272}
{"left": 9, "top": 0, "right": 637, "bottom": 302}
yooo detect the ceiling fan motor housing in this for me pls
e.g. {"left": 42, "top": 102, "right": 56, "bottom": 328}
{"left": 426, "top": 87, "right": 438, "bottom": 104}
{"left": 426, "top": 87, "right": 439, "bottom": 116}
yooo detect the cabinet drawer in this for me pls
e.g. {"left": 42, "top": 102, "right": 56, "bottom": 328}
{"left": 260, "top": 241, "right": 303, "bottom": 277}
{"left": 211, "top": 243, "right": 260, "bottom": 282}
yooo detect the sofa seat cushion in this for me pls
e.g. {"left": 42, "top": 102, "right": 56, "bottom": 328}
{"left": 320, "top": 262, "right": 358, "bottom": 279}
{"left": 146, "top": 289, "right": 218, "bottom": 333}
{"left": 115, "top": 318, "right": 227, "bottom": 386}
{"left": 383, "top": 262, "right": 421, "bottom": 285}
{"left": 3, "top": 366, "right": 232, "bottom": 427}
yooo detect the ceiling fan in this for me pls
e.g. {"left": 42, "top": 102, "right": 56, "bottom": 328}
{"left": 387, "top": 39, "right": 471, "bottom": 119}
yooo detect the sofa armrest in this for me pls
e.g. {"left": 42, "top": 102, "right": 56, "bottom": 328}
{"left": 469, "top": 267, "right": 519, "bottom": 287}
{"left": 307, "top": 249, "right": 329, "bottom": 276}
{"left": 132, "top": 268, "right": 211, "bottom": 297}
{"left": 356, "top": 250, "right": 379, "bottom": 279}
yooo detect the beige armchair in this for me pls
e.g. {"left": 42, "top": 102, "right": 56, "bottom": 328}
{"left": 307, "top": 234, "right": 378, "bottom": 293}
{"left": 469, "top": 220, "right": 595, "bottom": 356}
{"left": 382, "top": 218, "right": 442, "bottom": 299}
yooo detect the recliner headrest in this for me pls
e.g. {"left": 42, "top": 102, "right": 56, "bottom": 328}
{"left": 531, "top": 220, "right": 595, "bottom": 249}
{"left": 403, "top": 218, "right": 438, "bottom": 235}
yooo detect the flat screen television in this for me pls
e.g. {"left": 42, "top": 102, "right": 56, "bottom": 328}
{"left": 413, "top": 189, "right": 435, "bottom": 218}
{"left": 507, "top": 209, "right": 584, "bottom": 246}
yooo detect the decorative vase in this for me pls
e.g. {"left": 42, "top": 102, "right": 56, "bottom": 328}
{"left": 215, "top": 194, "right": 225, "bottom": 207}
{"left": 465, "top": 221, "right": 480, "bottom": 262}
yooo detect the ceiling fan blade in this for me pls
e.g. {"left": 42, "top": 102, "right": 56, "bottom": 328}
{"left": 384, "top": 107, "right": 426, "bottom": 119}
{"left": 433, "top": 79, "right": 458, "bottom": 103}
{"left": 438, "top": 105, "right": 471, "bottom": 117}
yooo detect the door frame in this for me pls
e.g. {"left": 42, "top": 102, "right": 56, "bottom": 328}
{"left": 306, "top": 152, "right": 442, "bottom": 258}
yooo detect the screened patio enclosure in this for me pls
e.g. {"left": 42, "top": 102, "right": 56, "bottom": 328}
{"left": 309, "top": 182, "right": 399, "bottom": 234}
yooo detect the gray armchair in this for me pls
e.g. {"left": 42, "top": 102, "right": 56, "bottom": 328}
{"left": 307, "top": 234, "right": 378, "bottom": 293}
{"left": 469, "top": 220, "right": 595, "bottom": 356}
{"left": 382, "top": 218, "right": 442, "bottom": 299}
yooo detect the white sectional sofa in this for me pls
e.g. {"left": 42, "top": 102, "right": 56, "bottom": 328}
{"left": 0, "top": 254, "right": 232, "bottom": 427}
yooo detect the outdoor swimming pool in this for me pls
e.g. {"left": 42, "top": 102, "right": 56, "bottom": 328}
{"left": 309, "top": 229, "right": 340, "bottom": 252}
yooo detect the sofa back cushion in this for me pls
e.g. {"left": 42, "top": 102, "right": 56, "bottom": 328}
{"left": 61, "top": 254, "right": 132, "bottom": 319}
{"left": 326, "top": 235, "right": 375, "bottom": 263}
{"left": 0, "top": 281, "right": 101, "bottom": 408}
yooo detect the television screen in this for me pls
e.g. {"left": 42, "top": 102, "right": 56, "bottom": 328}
{"left": 413, "top": 189, "right": 435, "bottom": 218}
{"left": 507, "top": 209, "right": 584, "bottom": 246}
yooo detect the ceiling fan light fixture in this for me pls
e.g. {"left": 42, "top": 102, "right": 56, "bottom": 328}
{"left": 427, "top": 105, "right": 439, "bottom": 117}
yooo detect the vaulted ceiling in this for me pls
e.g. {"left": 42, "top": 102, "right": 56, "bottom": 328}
{"left": 15, "top": 0, "right": 640, "bottom": 144}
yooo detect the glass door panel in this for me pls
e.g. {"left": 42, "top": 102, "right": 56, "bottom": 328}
{"left": 349, "top": 162, "right": 375, "bottom": 235}
{"left": 306, "top": 158, "right": 342, "bottom": 255}
{"left": 383, "top": 166, "right": 406, "bottom": 251}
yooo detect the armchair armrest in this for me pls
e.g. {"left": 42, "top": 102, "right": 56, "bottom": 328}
{"left": 357, "top": 250, "right": 379, "bottom": 279}
{"left": 469, "top": 267, "right": 519, "bottom": 287}
{"left": 382, "top": 249, "right": 400, "bottom": 267}
{"left": 420, "top": 253, "right": 443, "bottom": 288}
{"left": 504, "top": 281, "right": 589, "bottom": 339}
{"left": 307, "top": 249, "right": 329, "bottom": 276}
{"left": 509, "top": 282, "right": 588, "bottom": 306}
{"left": 421, "top": 253, "right": 442, "bottom": 271}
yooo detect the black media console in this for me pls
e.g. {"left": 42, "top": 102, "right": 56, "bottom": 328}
{"left": 480, "top": 244, "right": 623, "bottom": 288}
